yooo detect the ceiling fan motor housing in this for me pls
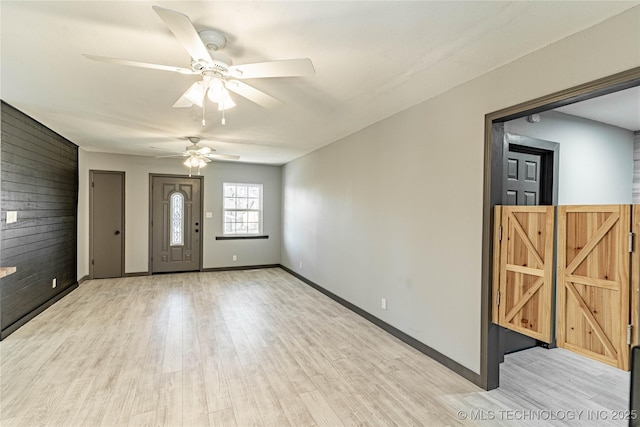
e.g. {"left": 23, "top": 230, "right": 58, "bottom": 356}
{"left": 191, "top": 52, "right": 232, "bottom": 75}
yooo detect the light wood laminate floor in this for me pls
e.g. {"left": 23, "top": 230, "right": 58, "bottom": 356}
{"left": 446, "top": 346, "right": 630, "bottom": 426}
{"left": 0, "top": 268, "right": 631, "bottom": 426}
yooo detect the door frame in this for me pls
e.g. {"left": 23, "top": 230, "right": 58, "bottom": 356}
{"left": 148, "top": 173, "right": 204, "bottom": 274}
{"left": 89, "top": 170, "right": 125, "bottom": 279}
{"left": 481, "top": 66, "right": 640, "bottom": 390}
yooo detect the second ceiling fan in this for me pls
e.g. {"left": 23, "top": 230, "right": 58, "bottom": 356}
{"left": 84, "top": 6, "right": 315, "bottom": 123}
{"left": 154, "top": 136, "right": 240, "bottom": 176}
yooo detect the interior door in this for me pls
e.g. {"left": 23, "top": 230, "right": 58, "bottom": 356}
{"left": 504, "top": 150, "right": 542, "bottom": 206}
{"left": 90, "top": 170, "right": 124, "bottom": 279}
{"left": 494, "top": 206, "right": 555, "bottom": 343}
{"left": 151, "top": 175, "right": 202, "bottom": 273}
{"left": 557, "top": 205, "right": 630, "bottom": 370}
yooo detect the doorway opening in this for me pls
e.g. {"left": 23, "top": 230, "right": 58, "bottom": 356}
{"left": 482, "top": 67, "right": 640, "bottom": 391}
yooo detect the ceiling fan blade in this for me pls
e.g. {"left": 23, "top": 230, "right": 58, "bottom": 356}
{"left": 225, "top": 80, "right": 282, "bottom": 109}
{"left": 152, "top": 6, "right": 212, "bottom": 65}
{"left": 172, "top": 96, "right": 194, "bottom": 108}
{"left": 83, "top": 54, "right": 196, "bottom": 74}
{"left": 229, "top": 58, "right": 315, "bottom": 79}
{"left": 205, "top": 153, "right": 241, "bottom": 161}
{"left": 196, "top": 147, "right": 212, "bottom": 155}
{"left": 172, "top": 82, "right": 201, "bottom": 108}
{"left": 149, "top": 145, "right": 184, "bottom": 152}
{"left": 154, "top": 154, "right": 186, "bottom": 158}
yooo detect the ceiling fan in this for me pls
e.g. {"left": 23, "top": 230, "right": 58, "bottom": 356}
{"left": 84, "top": 6, "right": 315, "bottom": 125}
{"left": 155, "top": 136, "right": 240, "bottom": 176}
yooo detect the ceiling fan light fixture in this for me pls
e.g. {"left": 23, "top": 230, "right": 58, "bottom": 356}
{"left": 184, "top": 155, "right": 208, "bottom": 176}
{"left": 183, "top": 156, "right": 197, "bottom": 167}
{"left": 184, "top": 155, "right": 208, "bottom": 169}
{"left": 207, "top": 78, "right": 225, "bottom": 103}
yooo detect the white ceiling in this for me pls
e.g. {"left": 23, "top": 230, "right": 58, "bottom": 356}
{"left": 1, "top": 1, "right": 637, "bottom": 165}
{"left": 555, "top": 86, "right": 640, "bottom": 132}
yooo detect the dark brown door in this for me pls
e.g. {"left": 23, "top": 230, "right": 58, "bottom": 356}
{"left": 90, "top": 171, "right": 124, "bottom": 279}
{"left": 151, "top": 175, "right": 202, "bottom": 273}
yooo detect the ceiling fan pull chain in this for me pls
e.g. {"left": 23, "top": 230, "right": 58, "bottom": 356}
{"left": 221, "top": 107, "right": 226, "bottom": 125}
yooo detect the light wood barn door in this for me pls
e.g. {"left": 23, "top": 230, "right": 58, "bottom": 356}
{"left": 494, "top": 206, "right": 555, "bottom": 343}
{"left": 632, "top": 205, "right": 640, "bottom": 348}
{"left": 557, "top": 205, "right": 630, "bottom": 370}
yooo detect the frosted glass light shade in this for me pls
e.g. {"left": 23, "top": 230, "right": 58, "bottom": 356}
{"left": 207, "top": 79, "right": 225, "bottom": 103}
{"left": 218, "top": 91, "right": 236, "bottom": 111}
{"left": 184, "top": 156, "right": 207, "bottom": 168}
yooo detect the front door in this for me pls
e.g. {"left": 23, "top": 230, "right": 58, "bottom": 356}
{"left": 90, "top": 170, "right": 124, "bottom": 279}
{"left": 150, "top": 175, "right": 202, "bottom": 273}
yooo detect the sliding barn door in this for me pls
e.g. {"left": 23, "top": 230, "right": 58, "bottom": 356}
{"left": 494, "top": 206, "right": 555, "bottom": 343}
{"left": 557, "top": 205, "right": 630, "bottom": 370}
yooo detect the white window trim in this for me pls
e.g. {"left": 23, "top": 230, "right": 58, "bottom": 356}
{"left": 222, "top": 182, "right": 263, "bottom": 235}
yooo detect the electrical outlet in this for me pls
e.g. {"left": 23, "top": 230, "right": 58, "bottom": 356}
{"left": 381, "top": 298, "right": 387, "bottom": 310}
{"left": 6, "top": 211, "right": 17, "bottom": 224}
{"left": 52, "top": 278, "right": 57, "bottom": 289}
{"left": 232, "top": 255, "right": 237, "bottom": 261}
{"left": 299, "top": 261, "right": 303, "bottom": 269}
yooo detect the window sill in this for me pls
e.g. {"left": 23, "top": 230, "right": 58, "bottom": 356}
{"left": 215, "top": 235, "right": 269, "bottom": 240}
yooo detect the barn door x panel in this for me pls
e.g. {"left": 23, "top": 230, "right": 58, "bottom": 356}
{"left": 495, "top": 206, "right": 555, "bottom": 343}
{"left": 557, "top": 205, "right": 630, "bottom": 370}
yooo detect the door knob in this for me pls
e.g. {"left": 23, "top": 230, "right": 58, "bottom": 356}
{"left": 114, "top": 230, "right": 121, "bottom": 235}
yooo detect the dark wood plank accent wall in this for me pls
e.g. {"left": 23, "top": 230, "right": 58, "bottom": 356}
{"left": 1, "top": 101, "right": 79, "bottom": 339}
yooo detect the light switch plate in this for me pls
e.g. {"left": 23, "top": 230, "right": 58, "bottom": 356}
{"left": 6, "top": 211, "right": 17, "bottom": 224}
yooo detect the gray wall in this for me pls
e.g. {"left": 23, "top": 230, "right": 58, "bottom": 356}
{"left": 78, "top": 151, "right": 281, "bottom": 277}
{"left": 281, "top": 7, "right": 640, "bottom": 374}
{"left": 505, "top": 111, "right": 634, "bottom": 204}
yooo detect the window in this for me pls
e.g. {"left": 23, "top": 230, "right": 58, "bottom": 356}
{"left": 223, "top": 183, "right": 262, "bottom": 235}
{"left": 170, "top": 192, "right": 184, "bottom": 245}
